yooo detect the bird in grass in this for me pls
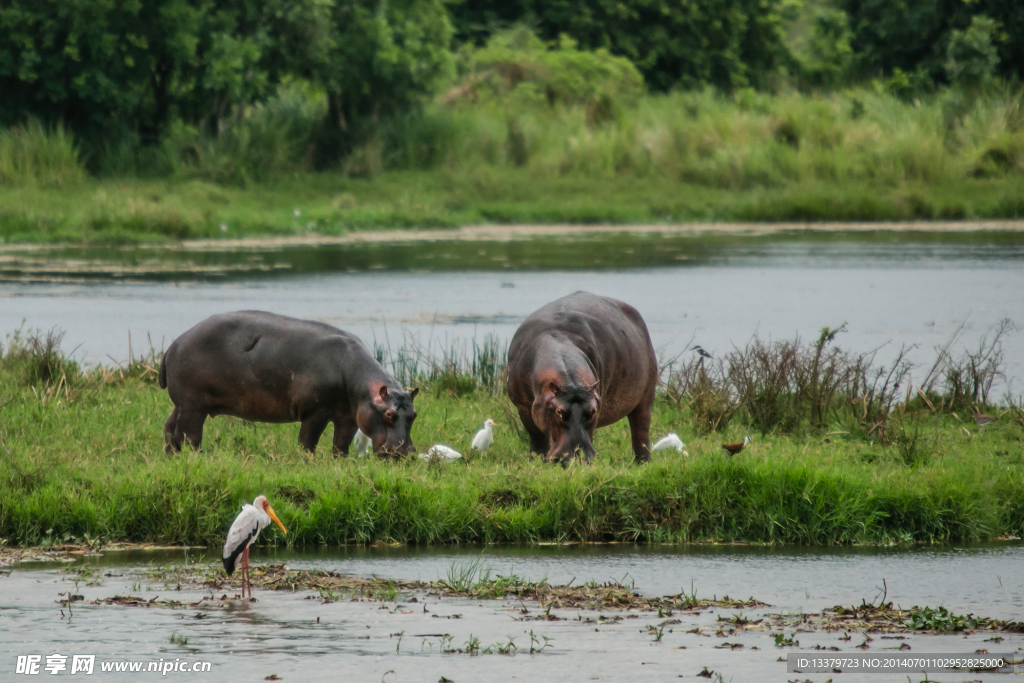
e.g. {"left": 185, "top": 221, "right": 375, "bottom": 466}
{"left": 471, "top": 419, "right": 498, "bottom": 452}
{"left": 223, "top": 495, "right": 287, "bottom": 600}
{"left": 973, "top": 407, "right": 997, "bottom": 434}
{"left": 651, "top": 432, "right": 686, "bottom": 453}
{"left": 351, "top": 429, "right": 372, "bottom": 456}
{"left": 691, "top": 345, "right": 713, "bottom": 360}
{"left": 721, "top": 436, "right": 752, "bottom": 456}
{"left": 419, "top": 444, "right": 462, "bottom": 461}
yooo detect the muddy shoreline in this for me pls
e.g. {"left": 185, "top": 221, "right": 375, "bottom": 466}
{"left": 1, "top": 219, "right": 1023, "bottom": 254}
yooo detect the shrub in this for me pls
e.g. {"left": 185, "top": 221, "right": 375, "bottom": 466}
{"left": 1, "top": 327, "right": 80, "bottom": 387}
{"left": 448, "top": 0, "right": 793, "bottom": 91}
{"left": 453, "top": 28, "right": 644, "bottom": 113}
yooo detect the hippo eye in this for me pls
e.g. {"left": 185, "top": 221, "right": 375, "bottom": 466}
{"left": 555, "top": 408, "right": 566, "bottom": 422}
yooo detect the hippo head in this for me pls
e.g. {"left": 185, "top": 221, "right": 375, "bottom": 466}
{"left": 533, "top": 380, "right": 600, "bottom": 463}
{"left": 360, "top": 384, "right": 418, "bottom": 456}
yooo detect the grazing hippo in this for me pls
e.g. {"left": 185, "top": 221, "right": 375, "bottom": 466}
{"left": 506, "top": 292, "right": 658, "bottom": 464}
{"left": 159, "top": 311, "right": 418, "bottom": 456}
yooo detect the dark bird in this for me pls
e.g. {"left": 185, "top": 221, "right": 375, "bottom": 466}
{"left": 973, "top": 407, "right": 997, "bottom": 434}
{"left": 721, "top": 436, "right": 752, "bottom": 456}
{"left": 223, "top": 495, "right": 287, "bottom": 599}
{"left": 691, "top": 345, "right": 713, "bottom": 360}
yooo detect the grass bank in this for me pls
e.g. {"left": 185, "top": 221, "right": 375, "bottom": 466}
{"left": 2, "top": 173, "right": 1024, "bottom": 246}
{"left": 1, "top": 333, "right": 1022, "bottom": 548}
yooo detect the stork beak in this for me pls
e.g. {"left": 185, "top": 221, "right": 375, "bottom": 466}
{"left": 266, "top": 505, "right": 287, "bottom": 535}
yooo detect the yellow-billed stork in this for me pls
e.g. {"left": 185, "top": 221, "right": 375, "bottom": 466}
{"left": 223, "top": 495, "right": 287, "bottom": 599}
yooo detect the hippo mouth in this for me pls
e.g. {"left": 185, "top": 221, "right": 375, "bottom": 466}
{"left": 548, "top": 431, "right": 596, "bottom": 464}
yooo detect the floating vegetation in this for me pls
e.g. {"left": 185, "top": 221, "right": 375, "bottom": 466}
{"left": 766, "top": 599, "right": 1024, "bottom": 634}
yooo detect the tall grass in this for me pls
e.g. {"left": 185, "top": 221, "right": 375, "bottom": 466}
{"left": 0, "top": 120, "right": 85, "bottom": 188}
{"left": 361, "top": 87, "right": 1024, "bottom": 195}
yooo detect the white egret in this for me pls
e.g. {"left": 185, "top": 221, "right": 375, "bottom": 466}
{"left": 223, "top": 495, "right": 287, "bottom": 599}
{"left": 351, "top": 429, "right": 372, "bottom": 456}
{"left": 471, "top": 419, "right": 498, "bottom": 452}
{"left": 721, "top": 436, "right": 752, "bottom": 456}
{"left": 651, "top": 432, "right": 685, "bottom": 453}
{"left": 419, "top": 444, "right": 462, "bottom": 461}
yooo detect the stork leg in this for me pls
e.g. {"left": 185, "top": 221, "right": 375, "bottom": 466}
{"left": 241, "top": 545, "right": 250, "bottom": 599}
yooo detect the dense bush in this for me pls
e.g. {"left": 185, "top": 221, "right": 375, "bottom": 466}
{"left": 449, "top": 0, "right": 793, "bottom": 91}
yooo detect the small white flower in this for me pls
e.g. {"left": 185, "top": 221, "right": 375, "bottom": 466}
{"left": 293, "top": 209, "right": 301, "bottom": 217}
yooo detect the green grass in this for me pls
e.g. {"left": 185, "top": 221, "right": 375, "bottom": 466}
{"left": 1, "top": 171, "right": 1023, "bottom": 245}
{"left": 1, "top": 356, "right": 1021, "bottom": 548}
{"left": 3, "top": 85, "right": 1024, "bottom": 245}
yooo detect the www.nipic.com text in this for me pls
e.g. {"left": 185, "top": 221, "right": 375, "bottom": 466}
{"left": 15, "top": 655, "right": 213, "bottom": 675}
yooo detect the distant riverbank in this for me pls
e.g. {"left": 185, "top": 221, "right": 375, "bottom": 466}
{"left": 3, "top": 170, "right": 1024, "bottom": 247}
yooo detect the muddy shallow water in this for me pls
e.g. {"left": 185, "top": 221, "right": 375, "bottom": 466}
{"left": 2, "top": 544, "right": 1022, "bottom": 682}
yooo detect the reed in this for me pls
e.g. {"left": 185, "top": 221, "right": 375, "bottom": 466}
{"left": 0, "top": 120, "right": 85, "bottom": 188}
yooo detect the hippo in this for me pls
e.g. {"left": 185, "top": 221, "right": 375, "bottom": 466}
{"left": 506, "top": 292, "right": 658, "bottom": 464}
{"left": 159, "top": 311, "right": 418, "bottom": 456}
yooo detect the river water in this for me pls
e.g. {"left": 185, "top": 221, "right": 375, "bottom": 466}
{"left": 1, "top": 232, "right": 1023, "bottom": 390}
{"left": 2, "top": 543, "right": 1022, "bottom": 682}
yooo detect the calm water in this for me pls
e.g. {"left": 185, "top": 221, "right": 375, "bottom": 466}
{"left": 1, "top": 233, "right": 1022, "bottom": 388}
{"left": 3, "top": 544, "right": 1022, "bottom": 682}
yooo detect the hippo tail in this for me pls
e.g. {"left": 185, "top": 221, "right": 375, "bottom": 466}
{"left": 158, "top": 355, "right": 168, "bottom": 389}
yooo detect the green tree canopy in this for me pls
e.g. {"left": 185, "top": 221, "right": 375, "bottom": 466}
{"left": 0, "top": 0, "right": 451, "bottom": 161}
{"left": 843, "top": 0, "right": 1022, "bottom": 83}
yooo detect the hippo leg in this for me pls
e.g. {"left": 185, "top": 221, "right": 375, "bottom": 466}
{"left": 627, "top": 402, "right": 653, "bottom": 464}
{"left": 163, "top": 406, "right": 181, "bottom": 454}
{"left": 298, "top": 412, "right": 330, "bottom": 452}
{"left": 517, "top": 407, "right": 550, "bottom": 458}
{"left": 332, "top": 420, "right": 358, "bottom": 457}
{"left": 173, "top": 409, "right": 207, "bottom": 452}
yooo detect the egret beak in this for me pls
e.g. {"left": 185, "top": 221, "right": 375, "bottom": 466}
{"left": 266, "top": 505, "right": 287, "bottom": 535}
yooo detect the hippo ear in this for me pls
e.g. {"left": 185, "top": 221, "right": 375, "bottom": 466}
{"left": 379, "top": 385, "right": 389, "bottom": 401}
{"left": 546, "top": 381, "right": 561, "bottom": 396}
{"left": 409, "top": 387, "right": 419, "bottom": 400}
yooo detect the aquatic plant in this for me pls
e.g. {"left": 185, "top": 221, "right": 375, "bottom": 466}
{"left": 905, "top": 606, "right": 979, "bottom": 632}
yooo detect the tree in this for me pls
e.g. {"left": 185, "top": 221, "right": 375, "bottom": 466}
{"left": 312, "top": 0, "right": 455, "bottom": 166}
{"left": 0, "top": 0, "right": 334, "bottom": 147}
{"left": 843, "top": 0, "right": 1023, "bottom": 83}
{"left": 945, "top": 15, "right": 1002, "bottom": 88}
